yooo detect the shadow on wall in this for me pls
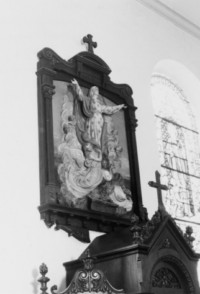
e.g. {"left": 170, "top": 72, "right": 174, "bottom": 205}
{"left": 31, "top": 268, "right": 39, "bottom": 294}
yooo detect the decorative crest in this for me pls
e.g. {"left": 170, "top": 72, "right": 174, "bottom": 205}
{"left": 38, "top": 254, "right": 125, "bottom": 294}
{"left": 82, "top": 34, "right": 97, "bottom": 53}
{"left": 148, "top": 170, "right": 168, "bottom": 217}
{"left": 82, "top": 249, "right": 94, "bottom": 271}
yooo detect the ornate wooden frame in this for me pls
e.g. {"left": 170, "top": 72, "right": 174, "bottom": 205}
{"left": 37, "top": 41, "right": 146, "bottom": 242}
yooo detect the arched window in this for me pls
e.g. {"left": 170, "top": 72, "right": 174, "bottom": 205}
{"left": 151, "top": 67, "right": 200, "bottom": 254}
{"left": 151, "top": 74, "right": 200, "bottom": 219}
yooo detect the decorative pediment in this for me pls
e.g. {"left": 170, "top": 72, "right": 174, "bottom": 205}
{"left": 38, "top": 252, "right": 125, "bottom": 294}
{"left": 37, "top": 46, "right": 133, "bottom": 103}
{"left": 130, "top": 210, "right": 198, "bottom": 258}
{"left": 64, "top": 211, "right": 200, "bottom": 294}
{"left": 69, "top": 51, "right": 111, "bottom": 73}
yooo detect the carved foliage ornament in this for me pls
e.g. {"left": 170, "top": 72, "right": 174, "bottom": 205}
{"left": 160, "top": 238, "right": 171, "bottom": 249}
{"left": 184, "top": 226, "right": 195, "bottom": 248}
{"left": 152, "top": 267, "right": 181, "bottom": 289}
{"left": 130, "top": 210, "right": 162, "bottom": 245}
{"left": 130, "top": 208, "right": 196, "bottom": 251}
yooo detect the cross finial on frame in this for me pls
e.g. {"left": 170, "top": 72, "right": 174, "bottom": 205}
{"left": 82, "top": 34, "right": 97, "bottom": 53}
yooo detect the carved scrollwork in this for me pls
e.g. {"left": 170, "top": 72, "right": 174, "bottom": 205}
{"left": 74, "top": 268, "right": 103, "bottom": 292}
{"left": 62, "top": 268, "right": 124, "bottom": 294}
{"left": 38, "top": 48, "right": 61, "bottom": 65}
{"left": 43, "top": 48, "right": 55, "bottom": 60}
{"left": 51, "top": 285, "right": 58, "bottom": 294}
{"left": 38, "top": 252, "right": 125, "bottom": 294}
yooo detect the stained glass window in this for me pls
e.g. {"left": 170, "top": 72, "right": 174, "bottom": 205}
{"left": 151, "top": 74, "right": 200, "bottom": 252}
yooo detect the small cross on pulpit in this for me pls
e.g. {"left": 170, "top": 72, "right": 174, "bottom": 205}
{"left": 82, "top": 34, "right": 97, "bottom": 53}
{"left": 148, "top": 171, "right": 169, "bottom": 217}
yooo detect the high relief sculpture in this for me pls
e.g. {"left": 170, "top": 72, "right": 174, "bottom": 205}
{"left": 56, "top": 79, "right": 132, "bottom": 215}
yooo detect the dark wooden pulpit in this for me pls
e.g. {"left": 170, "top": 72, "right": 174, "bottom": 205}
{"left": 64, "top": 212, "right": 200, "bottom": 294}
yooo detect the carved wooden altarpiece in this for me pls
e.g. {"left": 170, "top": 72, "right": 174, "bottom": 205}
{"left": 37, "top": 35, "right": 146, "bottom": 243}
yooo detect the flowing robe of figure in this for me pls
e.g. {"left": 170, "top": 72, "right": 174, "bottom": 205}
{"left": 58, "top": 81, "right": 133, "bottom": 213}
{"left": 58, "top": 115, "right": 104, "bottom": 199}
{"left": 73, "top": 82, "right": 125, "bottom": 164}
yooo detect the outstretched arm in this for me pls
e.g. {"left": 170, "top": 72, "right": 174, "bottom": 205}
{"left": 101, "top": 104, "right": 126, "bottom": 115}
{"left": 71, "top": 79, "right": 84, "bottom": 101}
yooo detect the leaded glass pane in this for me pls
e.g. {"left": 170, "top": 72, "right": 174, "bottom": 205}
{"left": 151, "top": 74, "right": 200, "bottom": 252}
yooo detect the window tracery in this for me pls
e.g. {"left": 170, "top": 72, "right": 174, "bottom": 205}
{"left": 152, "top": 267, "right": 181, "bottom": 289}
{"left": 151, "top": 74, "right": 200, "bottom": 252}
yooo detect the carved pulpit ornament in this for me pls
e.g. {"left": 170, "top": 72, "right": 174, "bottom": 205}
{"left": 184, "top": 226, "right": 195, "bottom": 248}
{"left": 38, "top": 251, "right": 125, "bottom": 294}
{"left": 37, "top": 35, "right": 146, "bottom": 242}
{"left": 148, "top": 170, "right": 169, "bottom": 217}
{"left": 152, "top": 267, "right": 181, "bottom": 289}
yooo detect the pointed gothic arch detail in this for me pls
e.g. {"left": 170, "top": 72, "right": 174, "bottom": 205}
{"left": 151, "top": 74, "right": 200, "bottom": 220}
{"left": 150, "top": 255, "right": 195, "bottom": 294}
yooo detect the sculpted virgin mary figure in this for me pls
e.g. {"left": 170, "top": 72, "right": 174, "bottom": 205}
{"left": 71, "top": 79, "right": 126, "bottom": 166}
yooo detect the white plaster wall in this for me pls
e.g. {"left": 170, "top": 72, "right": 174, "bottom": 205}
{"left": 0, "top": 1, "right": 200, "bottom": 293}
